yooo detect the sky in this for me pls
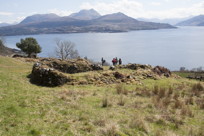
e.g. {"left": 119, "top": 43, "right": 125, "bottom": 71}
{"left": 0, "top": 0, "right": 204, "bottom": 23}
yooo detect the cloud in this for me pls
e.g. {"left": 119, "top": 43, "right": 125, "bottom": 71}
{"left": 48, "top": 9, "right": 73, "bottom": 16}
{"left": 149, "top": 1, "right": 204, "bottom": 19}
{"left": 80, "top": 0, "right": 144, "bottom": 16}
{"left": 150, "top": 2, "right": 161, "bottom": 6}
{"left": 80, "top": 0, "right": 204, "bottom": 19}
{"left": 0, "top": 12, "right": 13, "bottom": 16}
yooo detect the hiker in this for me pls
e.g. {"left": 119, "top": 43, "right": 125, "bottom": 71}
{"left": 101, "top": 57, "right": 106, "bottom": 66}
{"left": 112, "top": 58, "right": 116, "bottom": 66}
{"left": 101, "top": 57, "right": 104, "bottom": 65}
{"left": 115, "top": 57, "right": 118, "bottom": 65}
{"left": 119, "top": 58, "right": 122, "bottom": 65}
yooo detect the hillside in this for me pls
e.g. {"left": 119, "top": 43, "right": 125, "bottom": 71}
{"left": 0, "top": 10, "right": 176, "bottom": 36}
{"left": 176, "top": 15, "right": 204, "bottom": 26}
{"left": 0, "top": 56, "right": 204, "bottom": 136}
{"left": 20, "top": 13, "right": 61, "bottom": 24}
{"left": 0, "top": 40, "right": 17, "bottom": 56}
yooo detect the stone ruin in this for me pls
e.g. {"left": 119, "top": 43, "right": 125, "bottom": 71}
{"left": 30, "top": 58, "right": 103, "bottom": 86}
{"left": 30, "top": 58, "right": 172, "bottom": 87}
{"left": 31, "top": 62, "right": 71, "bottom": 87}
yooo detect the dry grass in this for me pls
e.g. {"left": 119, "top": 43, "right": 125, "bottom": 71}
{"left": 180, "top": 105, "right": 193, "bottom": 117}
{"left": 129, "top": 116, "right": 150, "bottom": 134}
{"left": 100, "top": 123, "right": 119, "bottom": 136}
{"left": 102, "top": 95, "right": 109, "bottom": 108}
{"left": 117, "top": 95, "right": 125, "bottom": 106}
{"left": 1, "top": 56, "right": 204, "bottom": 136}
{"left": 116, "top": 84, "right": 128, "bottom": 95}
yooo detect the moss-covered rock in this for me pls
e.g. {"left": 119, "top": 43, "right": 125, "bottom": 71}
{"left": 31, "top": 63, "right": 71, "bottom": 87}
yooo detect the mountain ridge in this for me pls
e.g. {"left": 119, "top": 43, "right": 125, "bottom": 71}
{"left": 176, "top": 15, "right": 204, "bottom": 26}
{"left": 69, "top": 9, "right": 101, "bottom": 20}
{"left": 0, "top": 9, "right": 176, "bottom": 36}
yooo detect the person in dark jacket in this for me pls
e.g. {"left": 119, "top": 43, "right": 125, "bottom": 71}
{"left": 119, "top": 58, "right": 122, "bottom": 65}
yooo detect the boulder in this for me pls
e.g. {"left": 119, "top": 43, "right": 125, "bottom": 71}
{"left": 114, "top": 72, "right": 124, "bottom": 79}
{"left": 125, "top": 64, "right": 152, "bottom": 70}
{"left": 31, "top": 63, "right": 70, "bottom": 87}
{"left": 153, "top": 66, "right": 171, "bottom": 77}
{"left": 109, "top": 66, "right": 115, "bottom": 70}
{"left": 91, "top": 64, "right": 103, "bottom": 70}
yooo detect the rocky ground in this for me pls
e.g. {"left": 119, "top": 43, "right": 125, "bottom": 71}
{"left": 16, "top": 57, "right": 175, "bottom": 87}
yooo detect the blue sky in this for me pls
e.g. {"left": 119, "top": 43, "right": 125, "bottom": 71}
{"left": 0, "top": 0, "right": 204, "bottom": 23}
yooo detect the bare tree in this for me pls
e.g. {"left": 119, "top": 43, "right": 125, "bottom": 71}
{"left": 55, "top": 39, "right": 79, "bottom": 60}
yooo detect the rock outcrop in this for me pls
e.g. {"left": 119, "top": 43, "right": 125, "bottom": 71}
{"left": 43, "top": 58, "right": 103, "bottom": 74}
{"left": 153, "top": 66, "right": 171, "bottom": 77}
{"left": 31, "top": 62, "right": 70, "bottom": 87}
{"left": 125, "top": 64, "right": 152, "bottom": 70}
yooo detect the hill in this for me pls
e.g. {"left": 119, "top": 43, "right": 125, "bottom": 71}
{"left": 138, "top": 17, "right": 191, "bottom": 25}
{"left": 20, "top": 13, "right": 61, "bottom": 24}
{"left": 0, "top": 23, "right": 11, "bottom": 27}
{"left": 0, "top": 56, "right": 204, "bottom": 135}
{"left": 176, "top": 15, "right": 204, "bottom": 26}
{"left": 0, "top": 40, "right": 18, "bottom": 56}
{"left": 0, "top": 10, "right": 176, "bottom": 36}
{"left": 69, "top": 9, "right": 101, "bottom": 20}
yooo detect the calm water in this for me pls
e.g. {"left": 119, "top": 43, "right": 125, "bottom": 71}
{"left": 4, "top": 26, "right": 204, "bottom": 70}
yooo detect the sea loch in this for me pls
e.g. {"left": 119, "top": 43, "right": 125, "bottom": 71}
{"left": 4, "top": 26, "right": 204, "bottom": 70}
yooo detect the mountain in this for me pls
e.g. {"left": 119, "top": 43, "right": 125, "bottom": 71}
{"left": 0, "top": 10, "right": 176, "bottom": 36}
{"left": 20, "top": 13, "right": 60, "bottom": 24}
{"left": 176, "top": 15, "right": 204, "bottom": 26}
{"left": 0, "top": 23, "right": 12, "bottom": 27}
{"left": 69, "top": 9, "right": 101, "bottom": 20}
{"left": 137, "top": 17, "right": 191, "bottom": 25}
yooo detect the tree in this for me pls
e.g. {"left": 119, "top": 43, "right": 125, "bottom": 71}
{"left": 55, "top": 39, "right": 79, "bottom": 60}
{"left": 16, "top": 37, "right": 41, "bottom": 57}
{"left": 180, "top": 67, "right": 186, "bottom": 72}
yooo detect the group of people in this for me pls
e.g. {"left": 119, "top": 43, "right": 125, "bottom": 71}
{"left": 112, "top": 57, "right": 122, "bottom": 66}
{"left": 101, "top": 57, "right": 122, "bottom": 66}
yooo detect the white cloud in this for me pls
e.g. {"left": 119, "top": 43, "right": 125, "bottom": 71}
{"left": 80, "top": 0, "right": 204, "bottom": 19}
{"left": 48, "top": 9, "right": 73, "bottom": 16}
{"left": 0, "top": 12, "right": 13, "bottom": 16}
{"left": 150, "top": 2, "right": 161, "bottom": 6}
{"left": 80, "top": 0, "right": 143, "bottom": 16}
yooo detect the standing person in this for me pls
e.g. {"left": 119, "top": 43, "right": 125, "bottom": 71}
{"left": 112, "top": 58, "right": 116, "bottom": 66}
{"left": 115, "top": 57, "right": 118, "bottom": 65}
{"left": 119, "top": 58, "right": 122, "bottom": 65}
{"left": 101, "top": 57, "right": 104, "bottom": 66}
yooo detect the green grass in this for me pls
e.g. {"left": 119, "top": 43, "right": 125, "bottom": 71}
{"left": 0, "top": 56, "right": 204, "bottom": 136}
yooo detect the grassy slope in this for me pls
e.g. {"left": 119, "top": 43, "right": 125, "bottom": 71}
{"left": 0, "top": 56, "right": 204, "bottom": 136}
